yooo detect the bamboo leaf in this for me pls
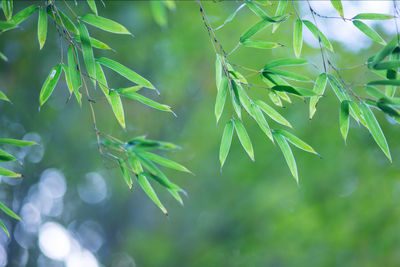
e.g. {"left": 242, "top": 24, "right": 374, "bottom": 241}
{"left": 109, "top": 90, "right": 125, "bottom": 129}
{"left": 47, "top": 6, "right": 78, "bottom": 35}
{"left": 368, "top": 80, "right": 400, "bottom": 86}
{"left": 118, "top": 158, "right": 132, "bottom": 189}
{"left": 0, "top": 202, "right": 21, "bottom": 221}
{"left": 245, "top": 2, "right": 277, "bottom": 22}
{"left": 0, "top": 138, "right": 36, "bottom": 146}
{"left": 9, "top": 5, "right": 38, "bottom": 25}
{"left": 39, "top": 64, "right": 62, "bottom": 106}
{"left": 360, "top": 102, "right": 391, "bottom": 162}
{"left": 219, "top": 120, "right": 234, "bottom": 168}
{"left": 254, "top": 99, "right": 292, "bottom": 127}
{"left": 81, "top": 14, "right": 133, "bottom": 35}
{"left": 303, "top": 20, "right": 334, "bottom": 52}
{"left": 273, "top": 131, "right": 298, "bottom": 184}
{"left": 215, "top": 77, "right": 228, "bottom": 124}
{"left": 309, "top": 73, "right": 328, "bottom": 119}
{"left": 151, "top": 1, "right": 167, "bottom": 27}
{"left": 366, "top": 85, "right": 386, "bottom": 99}
{"left": 137, "top": 174, "right": 168, "bottom": 215}
{"left": 241, "top": 39, "right": 282, "bottom": 49}
{"left": 2, "top": 0, "right": 12, "bottom": 21}
{"left": 0, "top": 149, "right": 16, "bottom": 162}
{"left": 121, "top": 92, "right": 172, "bottom": 113}
{"left": 272, "top": 85, "right": 317, "bottom": 97}
{"left": 140, "top": 151, "right": 191, "bottom": 173}
{"left": 78, "top": 22, "right": 96, "bottom": 87}
{"left": 353, "top": 13, "right": 394, "bottom": 20}
{"left": 86, "top": 0, "right": 97, "bottom": 15}
{"left": 330, "top": 0, "right": 344, "bottom": 18}
{"left": 264, "top": 69, "right": 311, "bottom": 82}
{"left": 293, "top": 19, "right": 303, "bottom": 58}
{"left": 370, "top": 34, "right": 400, "bottom": 66}
{"left": 340, "top": 100, "right": 350, "bottom": 142}
{"left": 0, "top": 52, "right": 8, "bottom": 62}
{"left": 0, "top": 219, "right": 9, "bottom": 237}
{"left": 115, "top": 86, "right": 142, "bottom": 94}
{"left": 327, "top": 74, "right": 349, "bottom": 102}
{"left": 264, "top": 58, "right": 307, "bottom": 69}
{"left": 269, "top": 91, "right": 283, "bottom": 107}
{"left": 251, "top": 103, "right": 273, "bottom": 141}
{"left": 239, "top": 19, "right": 271, "bottom": 43}
{"left": 96, "top": 57, "right": 155, "bottom": 90}
{"left": 221, "top": 3, "right": 245, "bottom": 27}
{"left": 0, "top": 167, "right": 21, "bottom": 177}
{"left": 373, "top": 61, "right": 400, "bottom": 70}
{"left": 274, "top": 129, "right": 319, "bottom": 156}
{"left": 74, "top": 35, "right": 113, "bottom": 50}
{"left": 0, "top": 91, "right": 10, "bottom": 102}
{"left": 37, "top": 8, "right": 47, "bottom": 50}
{"left": 272, "top": 0, "right": 288, "bottom": 33}
{"left": 233, "top": 119, "right": 254, "bottom": 161}
{"left": 67, "top": 45, "right": 82, "bottom": 106}
{"left": 353, "top": 20, "right": 386, "bottom": 45}
{"left": 236, "top": 82, "right": 253, "bottom": 117}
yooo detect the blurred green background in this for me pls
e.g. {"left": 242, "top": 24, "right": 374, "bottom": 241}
{"left": 1, "top": 1, "right": 400, "bottom": 266}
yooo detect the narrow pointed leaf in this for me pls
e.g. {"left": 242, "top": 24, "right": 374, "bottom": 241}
{"left": 272, "top": 85, "right": 317, "bottom": 97}
{"left": 140, "top": 151, "right": 190, "bottom": 173}
{"left": 118, "top": 158, "right": 132, "bottom": 189}
{"left": 38, "top": 8, "right": 47, "bottom": 50}
{"left": 241, "top": 39, "right": 282, "bottom": 49}
{"left": 39, "top": 64, "right": 62, "bottom": 106}
{"left": 340, "top": 100, "right": 350, "bottom": 142}
{"left": 330, "top": 0, "right": 344, "bottom": 18}
{"left": 0, "top": 202, "right": 21, "bottom": 221}
{"left": 0, "top": 138, "right": 36, "bottom": 146}
{"left": 0, "top": 149, "right": 16, "bottom": 162}
{"left": 9, "top": 5, "right": 38, "bottom": 25}
{"left": 0, "top": 167, "right": 21, "bottom": 177}
{"left": 0, "top": 52, "right": 8, "bottom": 62}
{"left": 0, "top": 220, "right": 9, "bottom": 237}
{"left": 239, "top": 19, "right": 271, "bottom": 43}
{"left": 81, "top": 14, "right": 132, "bottom": 35}
{"left": 219, "top": 120, "right": 234, "bottom": 168}
{"left": 370, "top": 34, "right": 400, "bottom": 66}
{"left": 293, "top": 19, "right": 303, "bottom": 58}
{"left": 254, "top": 99, "right": 292, "bottom": 127}
{"left": 373, "top": 61, "right": 400, "bottom": 70}
{"left": 47, "top": 7, "right": 78, "bottom": 35}
{"left": 353, "top": 13, "right": 394, "bottom": 20}
{"left": 353, "top": 20, "right": 386, "bottom": 45}
{"left": 245, "top": 2, "right": 276, "bottom": 22}
{"left": 251, "top": 104, "right": 273, "bottom": 141}
{"left": 273, "top": 131, "right": 298, "bottom": 183}
{"left": 78, "top": 23, "right": 96, "bottom": 87}
{"left": 97, "top": 57, "right": 155, "bottom": 90}
{"left": 109, "top": 90, "right": 125, "bottom": 129}
{"left": 67, "top": 45, "right": 82, "bottom": 105}
{"left": 368, "top": 80, "right": 400, "bottom": 86}
{"left": 274, "top": 129, "right": 318, "bottom": 156}
{"left": 137, "top": 174, "right": 168, "bottom": 215}
{"left": 215, "top": 77, "right": 228, "bottom": 124}
{"left": 264, "top": 69, "right": 311, "bottom": 82}
{"left": 75, "top": 35, "right": 112, "bottom": 50}
{"left": 233, "top": 119, "right": 254, "bottom": 161}
{"left": 309, "top": 73, "right": 328, "bottom": 119}
{"left": 264, "top": 58, "right": 307, "bottom": 69}
{"left": 269, "top": 91, "right": 283, "bottom": 107}
{"left": 121, "top": 92, "right": 172, "bottom": 113}
{"left": 272, "top": 0, "right": 288, "bottom": 33}
{"left": 221, "top": 3, "right": 245, "bottom": 27}
{"left": 303, "top": 20, "right": 334, "bottom": 52}
{"left": 2, "top": 0, "right": 13, "bottom": 21}
{"left": 360, "top": 103, "right": 391, "bottom": 162}
{"left": 0, "top": 91, "right": 10, "bottom": 102}
{"left": 86, "top": 0, "right": 97, "bottom": 15}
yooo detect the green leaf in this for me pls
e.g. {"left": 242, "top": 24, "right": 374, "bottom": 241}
{"left": 74, "top": 35, "right": 113, "bottom": 50}
{"left": 121, "top": 92, "right": 172, "bottom": 113}
{"left": 0, "top": 52, "right": 8, "bottom": 62}
{"left": 151, "top": 1, "right": 167, "bottom": 27}
{"left": 0, "top": 149, "right": 16, "bottom": 162}
{"left": 0, "top": 167, "right": 21, "bottom": 177}
{"left": 109, "top": 90, "right": 126, "bottom": 129}
{"left": 254, "top": 99, "right": 292, "bottom": 127}
{"left": 368, "top": 80, "right": 400, "bottom": 86}
{"left": 327, "top": 74, "right": 349, "bottom": 102}
{"left": 303, "top": 20, "right": 334, "bottom": 52}
{"left": 39, "top": 64, "right": 62, "bottom": 106}
{"left": 264, "top": 69, "right": 311, "bottom": 82}
{"left": 366, "top": 85, "right": 386, "bottom": 99}
{"left": 215, "top": 77, "right": 228, "bottom": 124}
{"left": 264, "top": 58, "right": 307, "bottom": 69}
{"left": 251, "top": 103, "right": 273, "bottom": 141}
{"left": 219, "top": 120, "right": 234, "bottom": 168}
{"left": 127, "top": 137, "right": 179, "bottom": 151}
{"left": 245, "top": 2, "right": 277, "bottom": 22}
{"left": 61, "top": 64, "right": 73, "bottom": 95}
{"left": 373, "top": 61, "right": 400, "bottom": 70}
{"left": 81, "top": 14, "right": 132, "bottom": 35}
{"left": 47, "top": 6, "right": 78, "bottom": 35}
{"left": 353, "top": 13, "right": 394, "bottom": 20}
{"left": 137, "top": 174, "right": 168, "bottom": 215}
{"left": 78, "top": 22, "right": 96, "bottom": 87}
{"left": 239, "top": 19, "right": 271, "bottom": 43}
{"left": 67, "top": 45, "right": 82, "bottom": 106}
{"left": 272, "top": 85, "right": 317, "bottom": 97}
{"left": 370, "top": 34, "right": 400, "bottom": 66}
{"left": 353, "top": 20, "right": 386, "bottom": 45}
{"left": 2, "top": 0, "right": 12, "bottom": 21}
{"left": 118, "top": 158, "right": 132, "bottom": 189}
{"left": 236, "top": 82, "right": 253, "bottom": 117}
{"left": 0, "top": 21, "right": 15, "bottom": 31}
{"left": 140, "top": 151, "right": 190, "bottom": 173}
{"left": 0, "top": 138, "right": 36, "bottom": 146}
{"left": 273, "top": 131, "right": 298, "bottom": 184}
{"left": 340, "top": 100, "right": 350, "bottom": 143}
{"left": 115, "top": 86, "right": 143, "bottom": 94}
{"left": 269, "top": 90, "right": 283, "bottom": 107}
{"left": 233, "top": 119, "right": 254, "bottom": 161}
{"left": 0, "top": 91, "right": 10, "bottom": 102}
{"left": 309, "top": 73, "right": 328, "bottom": 119}
{"left": 86, "top": 0, "right": 97, "bottom": 15}
{"left": 221, "top": 3, "right": 245, "bottom": 27}
{"left": 293, "top": 19, "right": 303, "bottom": 58}
{"left": 274, "top": 129, "right": 319, "bottom": 156}
{"left": 272, "top": 0, "right": 288, "bottom": 33}
{"left": 330, "top": 0, "right": 344, "bottom": 18}
{"left": 241, "top": 39, "right": 282, "bottom": 49}
{"left": 96, "top": 57, "right": 156, "bottom": 90}
{"left": 37, "top": 8, "right": 47, "bottom": 50}
{"left": 0, "top": 202, "right": 21, "bottom": 221}
{"left": 231, "top": 88, "right": 242, "bottom": 119}
{"left": 360, "top": 102, "right": 391, "bottom": 162}
{"left": 0, "top": 219, "right": 9, "bottom": 237}
{"left": 9, "top": 5, "right": 38, "bottom": 25}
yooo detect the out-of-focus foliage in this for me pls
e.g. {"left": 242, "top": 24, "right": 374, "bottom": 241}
{"left": 0, "top": 1, "right": 400, "bottom": 266}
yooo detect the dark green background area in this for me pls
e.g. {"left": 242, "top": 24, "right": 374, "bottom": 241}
{"left": 1, "top": 1, "right": 400, "bottom": 266}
